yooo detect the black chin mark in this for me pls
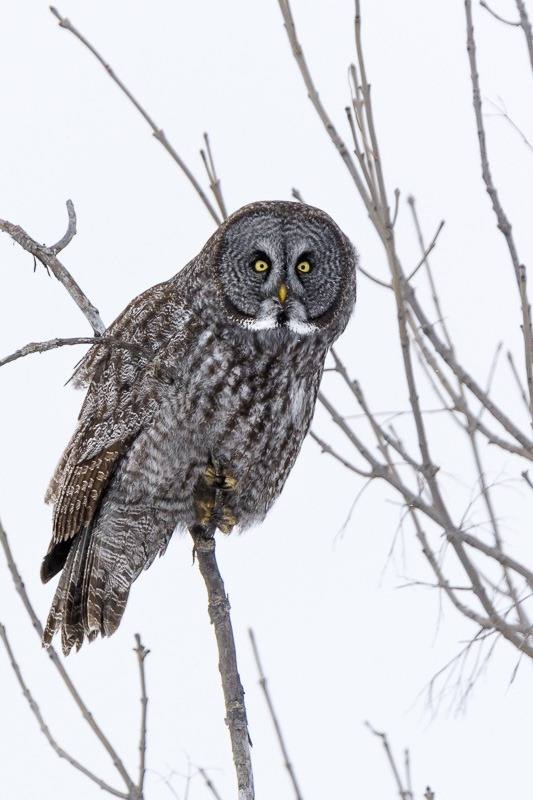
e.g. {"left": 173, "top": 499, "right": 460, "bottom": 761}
{"left": 277, "top": 309, "right": 289, "bottom": 325}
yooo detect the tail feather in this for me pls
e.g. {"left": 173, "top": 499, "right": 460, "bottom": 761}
{"left": 41, "top": 524, "right": 131, "bottom": 655}
{"left": 42, "top": 507, "right": 174, "bottom": 654}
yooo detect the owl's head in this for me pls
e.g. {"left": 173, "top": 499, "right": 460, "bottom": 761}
{"left": 209, "top": 201, "right": 357, "bottom": 340}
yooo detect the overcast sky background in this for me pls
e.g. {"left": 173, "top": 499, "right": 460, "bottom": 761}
{"left": 1, "top": 1, "right": 533, "bottom": 798}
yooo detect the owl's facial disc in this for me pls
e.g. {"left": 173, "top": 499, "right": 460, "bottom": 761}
{"left": 216, "top": 207, "right": 348, "bottom": 335}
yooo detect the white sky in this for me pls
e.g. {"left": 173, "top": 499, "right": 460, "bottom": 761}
{"left": 1, "top": 1, "right": 533, "bottom": 798}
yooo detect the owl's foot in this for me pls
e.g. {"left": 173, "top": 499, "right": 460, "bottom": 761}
{"left": 204, "top": 461, "right": 237, "bottom": 491}
{"left": 216, "top": 507, "right": 237, "bottom": 535}
{"left": 193, "top": 459, "right": 238, "bottom": 534}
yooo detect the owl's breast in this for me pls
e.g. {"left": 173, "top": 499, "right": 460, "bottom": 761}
{"left": 180, "top": 330, "right": 326, "bottom": 529}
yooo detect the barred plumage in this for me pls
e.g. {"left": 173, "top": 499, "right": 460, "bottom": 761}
{"left": 41, "top": 201, "right": 357, "bottom": 654}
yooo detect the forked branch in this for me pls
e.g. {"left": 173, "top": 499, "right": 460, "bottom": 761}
{"left": 0, "top": 201, "right": 105, "bottom": 335}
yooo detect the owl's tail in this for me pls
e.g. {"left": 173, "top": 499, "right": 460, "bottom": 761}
{"left": 41, "top": 524, "right": 130, "bottom": 656}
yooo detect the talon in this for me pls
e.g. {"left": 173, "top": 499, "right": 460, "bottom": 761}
{"left": 196, "top": 496, "right": 215, "bottom": 525}
{"left": 217, "top": 508, "right": 237, "bottom": 534}
{"left": 204, "top": 463, "right": 218, "bottom": 484}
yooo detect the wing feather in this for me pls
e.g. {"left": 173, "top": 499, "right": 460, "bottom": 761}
{"left": 41, "top": 272, "right": 201, "bottom": 652}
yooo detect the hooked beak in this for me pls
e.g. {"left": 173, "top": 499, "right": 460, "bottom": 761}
{"left": 278, "top": 284, "right": 287, "bottom": 304}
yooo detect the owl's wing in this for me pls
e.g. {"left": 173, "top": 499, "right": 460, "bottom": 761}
{"left": 42, "top": 279, "right": 199, "bottom": 583}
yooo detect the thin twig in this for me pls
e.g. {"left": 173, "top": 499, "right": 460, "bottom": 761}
{"left": 248, "top": 629, "right": 304, "bottom": 800}
{"left": 0, "top": 201, "right": 105, "bottom": 335}
{"left": 406, "top": 284, "right": 533, "bottom": 451}
{"left": 485, "top": 97, "right": 533, "bottom": 151}
{"left": 0, "top": 519, "right": 136, "bottom": 794}
{"left": 407, "top": 195, "right": 453, "bottom": 349}
{"left": 407, "top": 312, "right": 532, "bottom": 458}
{"left": 364, "top": 722, "right": 411, "bottom": 800}
{"left": 309, "top": 430, "right": 372, "bottom": 477}
{"left": 276, "top": 0, "right": 378, "bottom": 225}
{"left": 0, "top": 624, "right": 128, "bottom": 799}
{"left": 200, "top": 132, "right": 228, "bottom": 220}
{"left": 480, "top": 1, "right": 520, "bottom": 26}
{"left": 357, "top": 263, "right": 392, "bottom": 289}
{"left": 465, "top": 0, "right": 533, "bottom": 418}
{"left": 0, "top": 336, "right": 154, "bottom": 370}
{"left": 404, "top": 748, "right": 413, "bottom": 800}
{"left": 196, "top": 766, "right": 225, "bottom": 800}
{"left": 515, "top": 0, "right": 533, "bottom": 76}
{"left": 508, "top": 350, "right": 532, "bottom": 409}
{"left": 49, "top": 7, "right": 221, "bottom": 225}
{"left": 405, "top": 220, "right": 445, "bottom": 282}
{"left": 134, "top": 634, "right": 150, "bottom": 798}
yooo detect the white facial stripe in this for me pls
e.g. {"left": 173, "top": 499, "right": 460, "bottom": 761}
{"left": 238, "top": 315, "right": 318, "bottom": 334}
{"left": 287, "top": 319, "right": 318, "bottom": 334}
{"left": 241, "top": 317, "right": 279, "bottom": 331}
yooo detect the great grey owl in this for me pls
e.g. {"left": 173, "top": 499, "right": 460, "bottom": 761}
{"left": 41, "top": 200, "right": 357, "bottom": 655}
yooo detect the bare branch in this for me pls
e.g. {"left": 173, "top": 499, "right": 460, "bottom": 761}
{"left": 508, "top": 349, "right": 531, "bottom": 409}
{"left": 407, "top": 312, "right": 532, "bottom": 459}
{"left": 480, "top": 2, "right": 520, "bottom": 27}
{"left": 406, "top": 284, "right": 533, "bottom": 451}
{"left": 404, "top": 749, "right": 413, "bottom": 800}
{"left": 200, "top": 132, "right": 228, "bottom": 220}
{"left": 197, "top": 766, "right": 225, "bottom": 800}
{"left": 276, "top": 0, "right": 378, "bottom": 224}
{"left": 309, "top": 430, "right": 373, "bottom": 477}
{"left": 134, "top": 634, "right": 150, "bottom": 798}
{"left": 190, "top": 527, "right": 253, "bottom": 799}
{"left": 364, "top": 722, "right": 412, "bottom": 800}
{"left": 405, "top": 220, "right": 445, "bottom": 282}
{"left": 357, "top": 263, "right": 392, "bottom": 289}
{"left": 0, "top": 202, "right": 105, "bottom": 334}
{"left": 49, "top": 7, "right": 221, "bottom": 226}
{"left": 465, "top": 0, "right": 533, "bottom": 416}
{"left": 407, "top": 195, "right": 452, "bottom": 347}
{"left": 0, "top": 518, "right": 136, "bottom": 794}
{"left": 485, "top": 97, "right": 533, "bottom": 151}
{"left": 515, "top": 0, "right": 533, "bottom": 75}
{"left": 248, "top": 629, "right": 304, "bottom": 800}
{"left": 49, "top": 198, "right": 77, "bottom": 253}
{"left": 0, "top": 623, "right": 128, "bottom": 798}
{"left": 0, "top": 335, "right": 155, "bottom": 370}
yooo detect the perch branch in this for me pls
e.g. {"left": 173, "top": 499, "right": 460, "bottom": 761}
{"left": 189, "top": 526, "right": 254, "bottom": 800}
{"left": 134, "top": 635, "right": 150, "bottom": 798}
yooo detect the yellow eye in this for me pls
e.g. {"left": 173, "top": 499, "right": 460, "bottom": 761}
{"left": 254, "top": 259, "right": 270, "bottom": 273}
{"left": 296, "top": 260, "right": 312, "bottom": 274}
